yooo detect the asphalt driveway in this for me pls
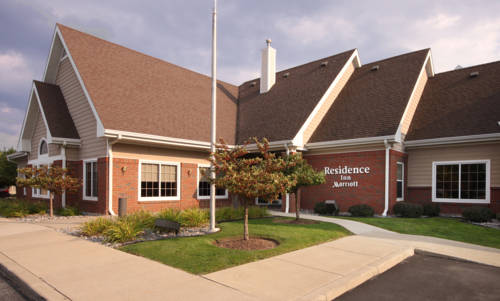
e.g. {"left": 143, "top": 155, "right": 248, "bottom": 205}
{"left": 337, "top": 252, "right": 500, "bottom": 301}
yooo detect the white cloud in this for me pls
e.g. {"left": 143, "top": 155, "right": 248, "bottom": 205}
{"left": 0, "top": 102, "right": 24, "bottom": 149}
{"left": 0, "top": 51, "right": 36, "bottom": 95}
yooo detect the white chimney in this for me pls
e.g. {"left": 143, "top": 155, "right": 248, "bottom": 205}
{"left": 260, "top": 39, "right": 276, "bottom": 93}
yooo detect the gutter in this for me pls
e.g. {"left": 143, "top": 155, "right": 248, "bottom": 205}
{"left": 404, "top": 133, "right": 500, "bottom": 148}
{"left": 306, "top": 135, "right": 396, "bottom": 150}
{"left": 383, "top": 139, "right": 391, "bottom": 216}
{"left": 107, "top": 136, "right": 121, "bottom": 216}
{"left": 6, "top": 151, "right": 28, "bottom": 162}
{"left": 61, "top": 142, "right": 66, "bottom": 208}
{"left": 284, "top": 143, "right": 290, "bottom": 214}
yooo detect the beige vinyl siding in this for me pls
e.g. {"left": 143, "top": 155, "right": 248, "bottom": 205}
{"left": 400, "top": 68, "right": 428, "bottom": 136}
{"left": 407, "top": 142, "right": 500, "bottom": 187}
{"left": 29, "top": 112, "right": 46, "bottom": 161}
{"left": 48, "top": 144, "right": 60, "bottom": 157}
{"left": 55, "top": 58, "right": 106, "bottom": 159}
{"left": 113, "top": 143, "right": 210, "bottom": 164}
{"left": 302, "top": 62, "right": 356, "bottom": 144}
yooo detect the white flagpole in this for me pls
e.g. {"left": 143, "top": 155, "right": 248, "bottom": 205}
{"left": 209, "top": 0, "right": 218, "bottom": 232}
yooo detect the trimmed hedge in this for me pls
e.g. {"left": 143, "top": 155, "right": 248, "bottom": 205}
{"left": 423, "top": 203, "right": 440, "bottom": 217}
{"left": 314, "top": 202, "right": 338, "bottom": 215}
{"left": 393, "top": 202, "right": 423, "bottom": 218}
{"left": 348, "top": 204, "right": 374, "bottom": 217}
{"left": 462, "top": 207, "right": 494, "bottom": 223}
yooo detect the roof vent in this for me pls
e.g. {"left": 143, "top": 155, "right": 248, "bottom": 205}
{"left": 250, "top": 81, "right": 256, "bottom": 87}
{"left": 455, "top": 65, "right": 463, "bottom": 70}
{"left": 283, "top": 72, "right": 290, "bottom": 78}
{"left": 371, "top": 65, "right": 379, "bottom": 71}
{"left": 320, "top": 61, "right": 328, "bottom": 67}
{"left": 469, "top": 71, "right": 479, "bottom": 78}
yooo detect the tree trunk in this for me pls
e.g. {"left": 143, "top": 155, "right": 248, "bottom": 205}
{"left": 243, "top": 198, "right": 249, "bottom": 241}
{"left": 49, "top": 192, "right": 54, "bottom": 217}
{"left": 296, "top": 187, "right": 301, "bottom": 220}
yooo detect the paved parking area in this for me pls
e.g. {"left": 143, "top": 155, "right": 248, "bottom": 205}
{"left": 337, "top": 253, "right": 500, "bottom": 301}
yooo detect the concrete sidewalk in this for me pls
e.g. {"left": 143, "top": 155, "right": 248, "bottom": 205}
{"left": 272, "top": 211, "right": 500, "bottom": 267}
{"left": 1, "top": 214, "right": 498, "bottom": 300}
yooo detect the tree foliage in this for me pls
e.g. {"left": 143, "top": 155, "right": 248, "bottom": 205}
{"left": 210, "top": 138, "right": 296, "bottom": 240}
{"left": 284, "top": 153, "right": 326, "bottom": 220}
{"left": 0, "top": 148, "right": 17, "bottom": 187}
{"left": 17, "top": 166, "right": 81, "bottom": 217}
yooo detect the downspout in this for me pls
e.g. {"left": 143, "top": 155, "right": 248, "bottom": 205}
{"left": 61, "top": 142, "right": 67, "bottom": 208}
{"left": 383, "top": 139, "right": 390, "bottom": 216}
{"left": 284, "top": 143, "right": 290, "bottom": 213}
{"left": 107, "top": 136, "right": 121, "bottom": 216}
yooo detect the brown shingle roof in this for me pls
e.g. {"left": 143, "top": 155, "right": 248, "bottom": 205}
{"left": 309, "top": 49, "right": 429, "bottom": 143}
{"left": 236, "top": 50, "right": 355, "bottom": 144}
{"left": 33, "top": 80, "right": 79, "bottom": 139}
{"left": 406, "top": 61, "right": 500, "bottom": 141}
{"left": 58, "top": 24, "right": 238, "bottom": 144}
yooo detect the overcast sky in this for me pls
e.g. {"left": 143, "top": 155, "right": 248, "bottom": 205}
{"left": 1, "top": 0, "right": 499, "bottom": 149}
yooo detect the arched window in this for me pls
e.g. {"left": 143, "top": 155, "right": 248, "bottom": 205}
{"left": 39, "top": 139, "right": 48, "bottom": 155}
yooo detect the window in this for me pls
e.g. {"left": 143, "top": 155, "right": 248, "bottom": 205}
{"left": 39, "top": 139, "right": 48, "bottom": 155}
{"left": 197, "top": 166, "right": 227, "bottom": 199}
{"left": 256, "top": 194, "right": 282, "bottom": 205}
{"left": 396, "top": 162, "right": 404, "bottom": 200}
{"left": 32, "top": 164, "right": 49, "bottom": 198}
{"left": 432, "top": 160, "right": 490, "bottom": 203}
{"left": 139, "top": 161, "right": 180, "bottom": 200}
{"left": 84, "top": 160, "right": 98, "bottom": 200}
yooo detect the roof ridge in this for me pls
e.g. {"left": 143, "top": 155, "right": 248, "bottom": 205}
{"left": 435, "top": 59, "right": 500, "bottom": 75}
{"left": 239, "top": 49, "right": 356, "bottom": 87}
{"left": 56, "top": 23, "right": 237, "bottom": 88}
{"left": 363, "top": 48, "right": 430, "bottom": 66}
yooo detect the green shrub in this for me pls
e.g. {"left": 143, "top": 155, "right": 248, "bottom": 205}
{"left": 462, "top": 207, "right": 494, "bottom": 223}
{"left": 157, "top": 208, "right": 182, "bottom": 223}
{"left": 0, "top": 199, "right": 47, "bottom": 217}
{"left": 103, "top": 219, "right": 143, "bottom": 243}
{"left": 180, "top": 208, "right": 209, "bottom": 227}
{"left": 80, "top": 217, "right": 114, "bottom": 236}
{"left": 314, "top": 202, "right": 338, "bottom": 215}
{"left": 423, "top": 203, "right": 440, "bottom": 217}
{"left": 393, "top": 202, "right": 423, "bottom": 218}
{"left": 123, "top": 210, "right": 156, "bottom": 230}
{"left": 56, "top": 206, "right": 80, "bottom": 216}
{"left": 348, "top": 204, "right": 374, "bottom": 217}
{"left": 248, "top": 206, "right": 270, "bottom": 219}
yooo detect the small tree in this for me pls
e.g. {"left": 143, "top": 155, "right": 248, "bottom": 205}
{"left": 284, "top": 153, "right": 326, "bottom": 220}
{"left": 210, "top": 138, "right": 296, "bottom": 240}
{"left": 0, "top": 148, "right": 17, "bottom": 188}
{"left": 17, "top": 166, "right": 81, "bottom": 217}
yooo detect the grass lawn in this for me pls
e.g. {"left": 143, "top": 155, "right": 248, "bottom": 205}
{"left": 121, "top": 218, "right": 350, "bottom": 274}
{"left": 335, "top": 216, "right": 500, "bottom": 249}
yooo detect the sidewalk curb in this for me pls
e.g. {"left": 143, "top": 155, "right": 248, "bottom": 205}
{"left": 0, "top": 252, "right": 69, "bottom": 300}
{"left": 298, "top": 247, "right": 414, "bottom": 301}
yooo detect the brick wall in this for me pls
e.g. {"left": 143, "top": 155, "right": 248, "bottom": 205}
{"left": 111, "top": 158, "right": 231, "bottom": 214}
{"left": 407, "top": 187, "right": 500, "bottom": 214}
{"left": 66, "top": 159, "right": 107, "bottom": 214}
{"left": 301, "top": 150, "right": 387, "bottom": 214}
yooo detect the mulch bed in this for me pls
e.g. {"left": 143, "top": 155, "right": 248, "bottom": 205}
{"left": 214, "top": 237, "right": 279, "bottom": 250}
{"left": 273, "top": 218, "right": 319, "bottom": 225}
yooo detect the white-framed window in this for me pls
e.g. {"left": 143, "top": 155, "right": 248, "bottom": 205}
{"left": 396, "top": 162, "right": 404, "bottom": 201}
{"left": 197, "top": 164, "right": 228, "bottom": 200}
{"left": 39, "top": 139, "right": 48, "bottom": 155}
{"left": 138, "top": 160, "right": 180, "bottom": 201}
{"left": 432, "top": 160, "right": 490, "bottom": 204}
{"left": 256, "top": 194, "right": 282, "bottom": 206}
{"left": 83, "top": 159, "right": 98, "bottom": 201}
{"left": 32, "top": 164, "right": 50, "bottom": 199}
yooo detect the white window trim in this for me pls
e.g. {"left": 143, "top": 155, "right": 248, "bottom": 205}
{"left": 31, "top": 143, "right": 51, "bottom": 199}
{"left": 432, "top": 160, "right": 490, "bottom": 204}
{"left": 83, "top": 159, "right": 98, "bottom": 201}
{"left": 396, "top": 162, "right": 404, "bottom": 201}
{"left": 39, "top": 138, "right": 48, "bottom": 156}
{"left": 196, "top": 164, "right": 228, "bottom": 200}
{"left": 138, "top": 160, "right": 181, "bottom": 201}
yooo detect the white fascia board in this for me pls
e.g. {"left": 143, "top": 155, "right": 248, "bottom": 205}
{"left": 6, "top": 152, "right": 28, "bottom": 162}
{"left": 41, "top": 25, "right": 58, "bottom": 82}
{"left": 104, "top": 129, "right": 212, "bottom": 150}
{"left": 306, "top": 135, "right": 396, "bottom": 150}
{"left": 17, "top": 85, "right": 37, "bottom": 152}
{"left": 291, "top": 49, "right": 361, "bottom": 148}
{"left": 53, "top": 25, "right": 106, "bottom": 138}
{"left": 32, "top": 83, "right": 53, "bottom": 141}
{"left": 395, "top": 50, "right": 433, "bottom": 142}
{"left": 49, "top": 137, "right": 81, "bottom": 146}
{"left": 404, "top": 133, "right": 500, "bottom": 148}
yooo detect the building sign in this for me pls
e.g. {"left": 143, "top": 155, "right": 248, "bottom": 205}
{"left": 324, "top": 165, "right": 371, "bottom": 189}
